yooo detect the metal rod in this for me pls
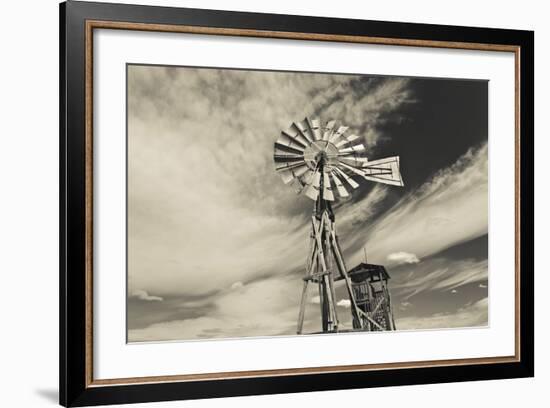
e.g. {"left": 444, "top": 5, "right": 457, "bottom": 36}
{"left": 311, "top": 212, "right": 338, "bottom": 332}
{"left": 329, "top": 226, "right": 365, "bottom": 330}
{"left": 323, "top": 212, "right": 339, "bottom": 331}
{"left": 296, "top": 280, "right": 308, "bottom": 334}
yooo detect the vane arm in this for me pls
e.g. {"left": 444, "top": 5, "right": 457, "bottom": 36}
{"left": 339, "top": 158, "right": 404, "bottom": 187}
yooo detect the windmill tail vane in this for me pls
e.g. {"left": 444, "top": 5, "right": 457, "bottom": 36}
{"left": 274, "top": 117, "right": 403, "bottom": 334}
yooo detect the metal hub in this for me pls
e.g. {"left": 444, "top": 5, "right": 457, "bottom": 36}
{"left": 304, "top": 140, "right": 340, "bottom": 170}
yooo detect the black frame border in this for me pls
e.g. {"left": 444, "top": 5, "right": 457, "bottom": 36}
{"left": 60, "top": 1, "right": 534, "bottom": 406}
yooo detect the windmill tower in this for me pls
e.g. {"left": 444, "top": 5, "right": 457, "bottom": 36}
{"left": 273, "top": 117, "right": 403, "bottom": 334}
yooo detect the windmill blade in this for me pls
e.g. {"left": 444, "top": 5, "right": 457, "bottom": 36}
{"left": 305, "top": 170, "right": 321, "bottom": 200}
{"left": 276, "top": 132, "right": 306, "bottom": 152}
{"left": 279, "top": 165, "right": 311, "bottom": 186}
{"left": 275, "top": 160, "right": 307, "bottom": 172}
{"left": 292, "top": 120, "right": 313, "bottom": 144}
{"left": 284, "top": 124, "right": 311, "bottom": 147}
{"left": 322, "top": 171, "right": 335, "bottom": 201}
{"left": 274, "top": 142, "right": 304, "bottom": 156}
{"left": 294, "top": 165, "right": 312, "bottom": 179}
{"left": 361, "top": 156, "right": 404, "bottom": 186}
{"left": 277, "top": 163, "right": 309, "bottom": 184}
{"left": 274, "top": 154, "right": 306, "bottom": 163}
{"left": 339, "top": 161, "right": 368, "bottom": 178}
{"left": 307, "top": 117, "right": 322, "bottom": 141}
{"left": 289, "top": 168, "right": 315, "bottom": 194}
{"left": 297, "top": 119, "right": 314, "bottom": 143}
{"left": 294, "top": 168, "right": 315, "bottom": 193}
{"left": 329, "top": 126, "right": 349, "bottom": 143}
{"left": 334, "top": 167, "right": 360, "bottom": 189}
{"left": 281, "top": 129, "right": 308, "bottom": 149}
{"left": 322, "top": 120, "right": 336, "bottom": 141}
{"left": 274, "top": 146, "right": 303, "bottom": 158}
{"left": 330, "top": 171, "right": 349, "bottom": 198}
{"left": 335, "top": 134, "right": 359, "bottom": 148}
{"left": 294, "top": 167, "right": 315, "bottom": 194}
{"left": 338, "top": 155, "right": 369, "bottom": 167}
{"left": 339, "top": 143, "right": 366, "bottom": 154}
{"left": 278, "top": 169, "right": 296, "bottom": 184}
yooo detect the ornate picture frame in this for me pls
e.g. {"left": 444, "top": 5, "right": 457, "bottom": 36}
{"left": 60, "top": 1, "right": 534, "bottom": 406}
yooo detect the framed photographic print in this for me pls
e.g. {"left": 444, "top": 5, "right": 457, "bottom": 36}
{"left": 59, "top": 1, "right": 534, "bottom": 406}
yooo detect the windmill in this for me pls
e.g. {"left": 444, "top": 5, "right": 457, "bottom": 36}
{"left": 274, "top": 117, "right": 403, "bottom": 334}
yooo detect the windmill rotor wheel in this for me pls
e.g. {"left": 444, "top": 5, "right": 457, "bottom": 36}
{"left": 274, "top": 117, "right": 404, "bottom": 202}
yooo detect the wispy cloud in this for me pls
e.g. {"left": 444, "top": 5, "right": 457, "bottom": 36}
{"left": 347, "top": 143, "right": 488, "bottom": 266}
{"left": 337, "top": 185, "right": 389, "bottom": 229}
{"left": 129, "top": 276, "right": 301, "bottom": 341}
{"left": 128, "top": 67, "right": 413, "bottom": 305}
{"left": 392, "top": 258, "right": 488, "bottom": 300}
{"left": 320, "top": 77, "right": 414, "bottom": 146}
{"left": 396, "top": 297, "right": 488, "bottom": 330}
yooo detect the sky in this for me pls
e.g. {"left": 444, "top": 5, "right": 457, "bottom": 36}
{"left": 126, "top": 64, "right": 489, "bottom": 342}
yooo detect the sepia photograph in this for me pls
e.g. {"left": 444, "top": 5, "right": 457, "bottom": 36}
{"left": 56, "top": 3, "right": 534, "bottom": 405}
{"left": 126, "top": 64, "right": 488, "bottom": 342}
